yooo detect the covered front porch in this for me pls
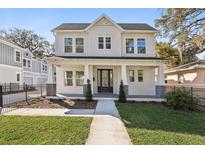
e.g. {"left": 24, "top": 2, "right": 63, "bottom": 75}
{"left": 49, "top": 56, "right": 165, "bottom": 98}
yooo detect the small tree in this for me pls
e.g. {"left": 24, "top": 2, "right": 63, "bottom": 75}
{"left": 118, "top": 80, "right": 127, "bottom": 102}
{"left": 85, "top": 79, "right": 92, "bottom": 101}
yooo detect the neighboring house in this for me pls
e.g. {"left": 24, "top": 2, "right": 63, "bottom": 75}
{"left": 0, "top": 37, "right": 51, "bottom": 85}
{"left": 49, "top": 14, "right": 165, "bottom": 97}
{"left": 165, "top": 60, "right": 205, "bottom": 86}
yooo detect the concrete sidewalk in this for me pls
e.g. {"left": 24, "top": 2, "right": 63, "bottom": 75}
{"left": 1, "top": 108, "right": 94, "bottom": 117}
{"left": 86, "top": 100, "right": 132, "bottom": 145}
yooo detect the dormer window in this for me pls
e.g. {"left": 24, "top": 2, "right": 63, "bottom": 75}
{"left": 98, "top": 37, "right": 111, "bottom": 50}
{"left": 126, "top": 38, "right": 134, "bottom": 53}
{"left": 64, "top": 38, "right": 72, "bottom": 53}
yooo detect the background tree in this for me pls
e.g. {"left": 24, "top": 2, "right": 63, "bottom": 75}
{"left": 156, "top": 42, "right": 197, "bottom": 68}
{"left": 155, "top": 8, "right": 205, "bottom": 64}
{"left": 0, "top": 28, "right": 54, "bottom": 58}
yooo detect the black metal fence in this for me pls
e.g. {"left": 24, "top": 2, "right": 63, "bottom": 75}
{"left": 166, "top": 85, "right": 205, "bottom": 106}
{"left": 0, "top": 83, "right": 46, "bottom": 108}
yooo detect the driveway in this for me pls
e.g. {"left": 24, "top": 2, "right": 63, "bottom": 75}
{"left": 86, "top": 100, "right": 132, "bottom": 145}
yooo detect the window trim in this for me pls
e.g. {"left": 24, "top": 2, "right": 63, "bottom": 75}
{"left": 125, "top": 38, "right": 135, "bottom": 54}
{"left": 14, "top": 50, "right": 21, "bottom": 63}
{"left": 75, "top": 38, "right": 84, "bottom": 53}
{"left": 97, "top": 36, "right": 112, "bottom": 50}
{"left": 129, "top": 70, "right": 135, "bottom": 82}
{"left": 125, "top": 37, "right": 147, "bottom": 54}
{"left": 138, "top": 70, "right": 143, "bottom": 82}
{"left": 23, "top": 58, "right": 32, "bottom": 68}
{"left": 64, "top": 37, "right": 73, "bottom": 53}
{"left": 64, "top": 71, "right": 73, "bottom": 86}
{"left": 137, "top": 38, "right": 146, "bottom": 54}
{"left": 16, "top": 72, "right": 21, "bottom": 83}
{"left": 75, "top": 71, "right": 84, "bottom": 86}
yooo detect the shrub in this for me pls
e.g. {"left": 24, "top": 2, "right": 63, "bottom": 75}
{"left": 118, "top": 80, "right": 127, "bottom": 102}
{"left": 166, "top": 87, "right": 199, "bottom": 111}
{"left": 85, "top": 79, "right": 93, "bottom": 101}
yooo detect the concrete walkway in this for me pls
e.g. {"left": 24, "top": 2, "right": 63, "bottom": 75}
{"left": 1, "top": 108, "right": 94, "bottom": 117}
{"left": 86, "top": 100, "right": 132, "bottom": 145}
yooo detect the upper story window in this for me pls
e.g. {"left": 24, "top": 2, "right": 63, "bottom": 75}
{"left": 98, "top": 37, "right": 111, "bottom": 50}
{"left": 126, "top": 38, "right": 134, "bottom": 53}
{"left": 64, "top": 38, "right": 72, "bottom": 53}
{"left": 23, "top": 59, "right": 26, "bottom": 67}
{"left": 76, "top": 38, "right": 84, "bottom": 53}
{"left": 27, "top": 60, "right": 31, "bottom": 68}
{"left": 23, "top": 59, "right": 31, "bottom": 68}
{"left": 15, "top": 51, "right": 21, "bottom": 62}
{"left": 98, "top": 37, "right": 104, "bottom": 49}
{"left": 137, "top": 38, "right": 146, "bottom": 54}
{"left": 105, "top": 37, "right": 111, "bottom": 49}
{"left": 138, "top": 70, "right": 143, "bottom": 82}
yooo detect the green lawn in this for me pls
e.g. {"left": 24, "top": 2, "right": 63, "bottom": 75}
{"left": 0, "top": 116, "right": 92, "bottom": 145}
{"left": 116, "top": 103, "right": 205, "bottom": 144}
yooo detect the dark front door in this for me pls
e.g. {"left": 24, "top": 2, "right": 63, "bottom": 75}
{"left": 97, "top": 69, "right": 113, "bottom": 93}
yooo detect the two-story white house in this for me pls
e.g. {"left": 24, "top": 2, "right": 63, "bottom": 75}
{"left": 0, "top": 37, "right": 53, "bottom": 85}
{"left": 49, "top": 14, "right": 165, "bottom": 98}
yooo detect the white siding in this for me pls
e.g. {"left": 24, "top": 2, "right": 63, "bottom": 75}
{"left": 56, "top": 66, "right": 84, "bottom": 94}
{"left": 127, "top": 66, "right": 156, "bottom": 95}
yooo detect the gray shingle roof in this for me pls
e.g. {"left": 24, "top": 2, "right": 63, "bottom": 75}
{"left": 52, "top": 23, "right": 157, "bottom": 31}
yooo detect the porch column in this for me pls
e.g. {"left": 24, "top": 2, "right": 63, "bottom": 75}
{"left": 121, "top": 64, "right": 128, "bottom": 95}
{"left": 83, "top": 64, "right": 90, "bottom": 96}
{"left": 157, "top": 65, "right": 165, "bottom": 85}
{"left": 84, "top": 64, "right": 89, "bottom": 84}
{"left": 156, "top": 64, "right": 166, "bottom": 98}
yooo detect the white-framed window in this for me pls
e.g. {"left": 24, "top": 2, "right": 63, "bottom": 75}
{"left": 129, "top": 70, "right": 135, "bottom": 82}
{"left": 126, "top": 38, "right": 134, "bottom": 53}
{"left": 98, "top": 37, "right": 104, "bottom": 49}
{"left": 98, "top": 37, "right": 111, "bottom": 50}
{"left": 44, "top": 65, "right": 47, "bottom": 71}
{"left": 65, "top": 71, "right": 73, "bottom": 86}
{"left": 16, "top": 73, "right": 21, "bottom": 82}
{"left": 27, "top": 60, "right": 31, "bottom": 68}
{"left": 105, "top": 37, "right": 111, "bottom": 49}
{"left": 137, "top": 38, "right": 146, "bottom": 54}
{"left": 138, "top": 70, "right": 143, "bottom": 82}
{"left": 15, "top": 50, "right": 21, "bottom": 62}
{"left": 76, "top": 38, "right": 84, "bottom": 53}
{"left": 64, "top": 38, "right": 72, "bottom": 53}
{"left": 76, "top": 71, "right": 84, "bottom": 86}
{"left": 23, "top": 59, "right": 26, "bottom": 67}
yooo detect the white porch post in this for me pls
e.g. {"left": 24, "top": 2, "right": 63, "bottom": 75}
{"left": 121, "top": 64, "right": 128, "bottom": 85}
{"left": 84, "top": 64, "right": 89, "bottom": 84}
{"left": 157, "top": 65, "right": 165, "bottom": 85}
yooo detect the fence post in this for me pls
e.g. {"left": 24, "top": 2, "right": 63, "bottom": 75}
{"left": 25, "top": 84, "right": 28, "bottom": 104}
{"left": 10, "top": 82, "right": 12, "bottom": 93}
{"left": 40, "top": 84, "right": 43, "bottom": 97}
{"left": 0, "top": 85, "right": 3, "bottom": 108}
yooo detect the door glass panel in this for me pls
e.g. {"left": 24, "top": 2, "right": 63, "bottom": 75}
{"left": 97, "top": 70, "right": 101, "bottom": 86}
{"left": 110, "top": 70, "right": 113, "bottom": 87}
{"left": 102, "top": 70, "right": 109, "bottom": 87}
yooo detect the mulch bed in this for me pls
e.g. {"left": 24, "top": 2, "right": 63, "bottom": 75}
{"left": 4, "top": 97, "right": 97, "bottom": 109}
